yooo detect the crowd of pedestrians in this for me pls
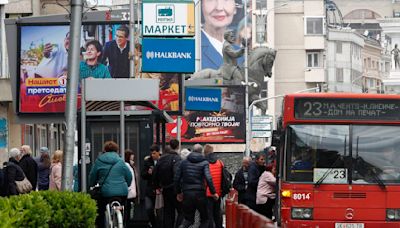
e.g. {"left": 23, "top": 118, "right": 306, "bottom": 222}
{"left": 232, "top": 148, "right": 277, "bottom": 221}
{"left": 140, "top": 141, "right": 277, "bottom": 228}
{"left": 0, "top": 140, "right": 277, "bottom": 227}
{"left": 0, "top": 145, "right": 66, "bottom": 197}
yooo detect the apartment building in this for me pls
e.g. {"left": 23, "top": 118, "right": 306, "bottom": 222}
{"left": 272, "top": 0, "right": 395, "bottom": 119}
{"left": 273, "top": 0, "right": 325, "bottom": 117}
{"left": 326, "top": 27, "right": 364, "bottom": 93}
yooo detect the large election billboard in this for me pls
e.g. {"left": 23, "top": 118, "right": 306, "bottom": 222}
{"left": 19, "top": 24, "right": 130, "bottom": 113}
{"left": 18, "top": 24, "right": 182, "bottom": 114}
{"left": 200, "top": 0, "right": 247, "bottom": 70}
{"left": 166, "top": 86, "right": 245, "bottom": 143}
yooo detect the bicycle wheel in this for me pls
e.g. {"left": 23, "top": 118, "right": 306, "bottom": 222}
{"left": 105, "top": 204, "right": 112, "bottom": 228}
{"left": 112, "top": 209, "right": 124, "bottom": 228}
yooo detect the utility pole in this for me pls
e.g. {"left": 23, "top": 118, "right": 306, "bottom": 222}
{"left": 62, "top": 0, "right": 83, "bottom": 191}
{"left": 130, "top": 0, "right": 135, "bottom": 78}
{"left": 244, "top": 0, "right": 250, "bottom": 157}
{"left": 0, "top": 1, "right": 7, "bottom": 78}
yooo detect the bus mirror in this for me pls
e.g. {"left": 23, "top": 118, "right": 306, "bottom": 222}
{"left": 271, "top": 130, "right": 280, "bottom": 147}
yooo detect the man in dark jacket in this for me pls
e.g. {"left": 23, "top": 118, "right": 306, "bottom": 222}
{"left": 102, "top": 25, "right": 130, "bottom": 78}
{"left": 141, "top": 144, "right": 161, "bottom": 228}
{"left": 4, "top": 148, "right": 26, "bottom": 196}
{"left": 153, "top": 139, "right": 183, "bottom": 228}
{"left": 19, "top": 145, "right": 38, "bottom": 189}
{"left": 0, "top": 165, "right": 4, "bottom": 196}
{"left": 174, "top": 144, "right": 219, "bottom": 228}
{"left": 243, "top": 153, "right": 266, "bottom": 210}
{"left": 233, "top": 156, "right": 252, "bottom": 204}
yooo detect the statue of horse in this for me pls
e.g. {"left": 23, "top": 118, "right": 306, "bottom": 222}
{"left": 188, "top": 47, "right": 277, "bottom": 112}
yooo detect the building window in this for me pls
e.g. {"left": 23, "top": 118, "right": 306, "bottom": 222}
{"left": 336, "top": 41, "right": 342, "bottom": 54}
{"left": 305, "top": 17, "right": 324, "bottom": 35}
{"left": 369, "top": 79, "right": 375, "bottom": 87}
{"left": 336, "top": 68, "right": 344, "bottom": 82}
{"left": 306, "top": 52, "right": 321, "bottom": 68}
{"left": 24, "top": 124, "right": 34, "bottom": 147}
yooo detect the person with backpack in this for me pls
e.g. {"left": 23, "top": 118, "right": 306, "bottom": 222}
{"left": 204, "top": 144, "right": 224, "bottom": 228}
{"left": 153, "top": 139, "right": 183, "bottom": 228}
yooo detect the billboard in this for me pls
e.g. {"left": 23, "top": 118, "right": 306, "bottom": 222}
{"left": 167, "top": 86, "right": 245, "bottom": 143}
{"left": 142, "top": 1, "right": 195, "bottom": 36}
{"left": 142, "top": 38, "right": 195, "bottom": 73}
{"left": 200, "top": 0, "right": 247, "bottom": 70}
{"left": 18, "top": 24, "right": 182, "bottom": 114}
{"left": 185, "top": 87, "right": 221, "bottom": 111}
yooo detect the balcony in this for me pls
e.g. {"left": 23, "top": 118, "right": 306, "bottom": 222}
{"left": 305, "top": 68, "right": 325, "bottom": 82}
{"left": 304, "top": 36, "right": 325, "bottom": 50}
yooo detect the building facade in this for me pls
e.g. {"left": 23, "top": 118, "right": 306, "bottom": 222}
{"left": 326, "top": 28, "right": 364, "bottom": 93}
{"left": 273, "top": 0, "right": 325, "bottom": 117}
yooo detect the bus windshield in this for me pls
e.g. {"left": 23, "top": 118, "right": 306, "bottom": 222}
{"left": 286, "top": 125, "right": 400, "bottom": 184}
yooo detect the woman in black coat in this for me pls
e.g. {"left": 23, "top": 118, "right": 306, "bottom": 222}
{"left": 4, "top": 148, "right": 26, "bottom": 196}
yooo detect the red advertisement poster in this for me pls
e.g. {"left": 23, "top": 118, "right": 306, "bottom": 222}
{"left": 166, "top": 86, "right": 245, "bottom": 143}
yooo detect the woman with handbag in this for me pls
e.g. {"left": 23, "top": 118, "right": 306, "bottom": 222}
{"left": 89, "top": 141, "right": 132, "bottom": 228}
{"left": 4, "top": 148, "right": 31, "bottom": 196}
{"left": 49, "top": 150, "right": 63, "bottom": 191}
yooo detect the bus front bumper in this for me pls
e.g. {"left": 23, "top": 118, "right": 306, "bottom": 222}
{"left": 280, "top": 220, "right": 400, "bottom": 228}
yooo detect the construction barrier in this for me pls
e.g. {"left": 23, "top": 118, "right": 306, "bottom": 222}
{"left": 225, "top": 188, "right": 275, "bottom": 228}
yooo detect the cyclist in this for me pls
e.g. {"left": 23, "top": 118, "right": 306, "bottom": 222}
{"left": 89, "top": 141, "right": 132, "bottom": 228}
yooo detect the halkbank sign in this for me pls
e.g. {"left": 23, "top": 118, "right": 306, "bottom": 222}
{"left": 142, "top": 1, "right": 195, "bottom": 36}
{"left": 142, "top": 38, "right": 195, "bottom": 73}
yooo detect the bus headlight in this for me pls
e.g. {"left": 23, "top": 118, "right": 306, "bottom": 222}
{"left": 291, "top": 208, "right": 313, "bottom": 220}
{"left": 281, "top": 190, "right": 291, "bottom": 198}
{"left": 387, "top": 209, "right": 400, "bottom": 221}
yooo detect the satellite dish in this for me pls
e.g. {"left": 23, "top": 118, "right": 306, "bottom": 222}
{"left": 364, "top": 30, "right": 369, "bottom": 36}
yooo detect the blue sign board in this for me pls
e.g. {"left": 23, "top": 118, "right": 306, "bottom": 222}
{"left": 185, "top": 87, "right": 222, "bottom": 111}
{"left": 142, "top": 38, "right": 195, "bottom": 73}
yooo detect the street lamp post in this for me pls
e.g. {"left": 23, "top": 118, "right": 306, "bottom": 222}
{"left": 245, "top": 86, "right": 321, "bottom": 157}
{"left": 245, "top": 2, "right": 288, "bottom": 156}
{"left": 351, "top": 75, "right": 364, "bottom": 93}
{"left": 254, "top": 3, "right": 288, "bottom": 46}
{"left": 244, "top": 0, "right": 250, "bottom": 157}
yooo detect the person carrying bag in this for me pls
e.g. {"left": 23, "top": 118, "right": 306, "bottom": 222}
{"left": 89, "top": 161, "right": 117, "bottom": 200}
{"left": 4, "top": 148, "right": 32, "bottom": 196}
{"left": 89, "top": 141, "right": 132, "bottom": 228}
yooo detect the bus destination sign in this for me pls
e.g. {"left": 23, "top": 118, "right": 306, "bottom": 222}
{"left": 294, "top": 98, "right": 400, "bottom": 121}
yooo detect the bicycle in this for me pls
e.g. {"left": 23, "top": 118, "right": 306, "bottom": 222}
{"left": 105, "top": 201, "right": 124, "bottom": 228}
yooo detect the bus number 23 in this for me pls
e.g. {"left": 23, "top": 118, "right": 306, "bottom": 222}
{"left": 304, "top": 102, "right": 322, "bottom": 116}
{"left": 293, "top": 193, "right": 311, "bottom": 200}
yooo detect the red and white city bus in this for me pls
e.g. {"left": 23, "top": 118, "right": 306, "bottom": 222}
{"left": 272, "top": 93, "right": 400, "bottom": 228}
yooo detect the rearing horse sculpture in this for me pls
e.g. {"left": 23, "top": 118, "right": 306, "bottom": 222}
{"left": 189, "top": 46, "right": 277, "bottom": 113}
